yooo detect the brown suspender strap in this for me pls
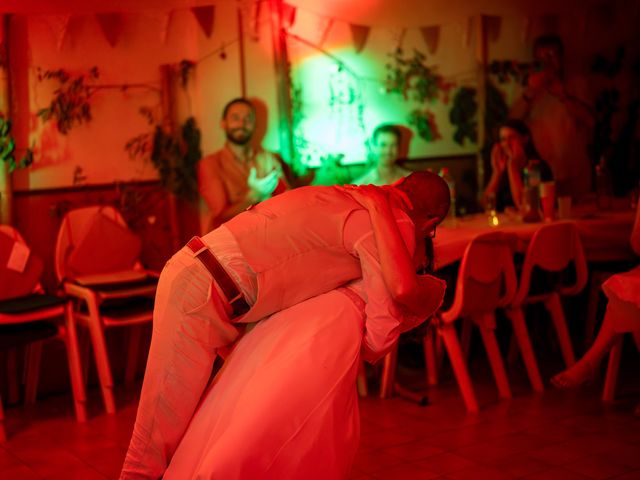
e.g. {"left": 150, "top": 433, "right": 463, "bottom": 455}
{"left": 186, "top": 236, "right": 249, "bottom": 317}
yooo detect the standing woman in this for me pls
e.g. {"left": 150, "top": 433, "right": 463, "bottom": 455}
{"left": 482, "top": 119, "right": 553, "bottom": 211}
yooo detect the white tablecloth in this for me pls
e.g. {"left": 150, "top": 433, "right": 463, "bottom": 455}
{"left": 434, "top": 207, "right": 636, "bottom": 270}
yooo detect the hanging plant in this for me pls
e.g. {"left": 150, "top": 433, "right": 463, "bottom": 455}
{"left": 448, "top": 83, "right": 508, "bottom": 150}
{"left": 449, "top": 87, "right": 478, "bottom": 146}
{"left": 384, "top": 48, "right": 451, "bottom": 142}
{"left": 125, "top": 116, "right": 202, "bottom": 201}
{"left": 408, "top": 108, "right": 441, "bottom": 142}
{"left": 36, "top": 66, "right": 99, "bottom": 134}
{"left": 0, "top": 117, "right": 33, "bottom": 172}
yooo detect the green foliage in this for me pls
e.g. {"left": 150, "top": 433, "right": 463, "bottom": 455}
{"left": 449, "top": 87, "right": 478, "bottom": 146}
{"left": 448, "top": 83, "right": 508, "bottom": 152}
{"left": 37, "top": 67, "right": 99, "bottom": 134}
{"left": 126, "top": 117, "right": 202, "bottom": 201}
{"left": 0, "top": 117, "right": 33, "bottom": 172}
{"left": 385, "top": 48, "right": 450, "bottom": 143}
{"left": 408, "top": 108, "right": 440, "bottom": 142}
{"left": 386, "top": 48, "right": 443, "bottom": 103}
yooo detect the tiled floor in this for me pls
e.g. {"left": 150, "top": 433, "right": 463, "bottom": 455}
{"left": 1, "top": 346, "right": 638, "bottom": 479}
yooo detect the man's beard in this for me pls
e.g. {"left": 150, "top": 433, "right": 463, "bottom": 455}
{"left": 226, "top": 128, "right": 252, "bottom": 146}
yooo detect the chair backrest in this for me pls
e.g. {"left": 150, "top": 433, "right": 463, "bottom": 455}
{"left": 441, "top": 231, "right": 518, "bottom": 322}
{"left": 54, "top": 205, "right": 143, "bottom": 283}
{"left": 513, "top": 222, "right": 588, "bottom": 305}
{"left": 0, "top": 225, "right": 44, "bottom": 300}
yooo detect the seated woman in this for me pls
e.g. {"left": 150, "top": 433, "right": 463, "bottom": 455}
{"left": 352, "top": 124, "right": 412, "bottom": 186}
{"left": 552, "top": 202, "right": 640, "bottom": 411}
{"left": 482, "top": 119, "right": 553, "bottom": 211}
{"left": 162, "top": 185, "right": 446, "bottom": 479}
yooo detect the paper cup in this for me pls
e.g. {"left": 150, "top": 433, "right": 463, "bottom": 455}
{"left": 539, "top": 181, "right": 556, "bottom": 221}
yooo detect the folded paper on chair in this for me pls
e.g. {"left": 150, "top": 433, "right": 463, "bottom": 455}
{"left": 67, "top": 211, "right": 142, "bottom": 278}
{"left": 0, "top": 232, "right": 44, "bottom": 301}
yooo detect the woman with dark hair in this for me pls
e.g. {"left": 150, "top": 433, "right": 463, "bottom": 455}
{"left": 482, "top": 119, "right": 553, "bottom": 211}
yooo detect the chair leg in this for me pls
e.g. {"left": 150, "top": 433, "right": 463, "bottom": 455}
{"left": 6, "top": 350, "right": 19, "bottom": 404}
{"left": 424, "top": 326, "right": 439, "bottom": 386}
{"left": 506, "top": 307, "right": 544, "bottom": 392}
{"left": 86, "top": 297, "right": 116, "bottom": 413}
{"left": 79, "top": 329, "right": 91, "bottom": 387}
{"left": 460, "top": 316, "right": 472, "bottom": 361}
{"left": 439, "top": 324, "right": 479, "bottom": 413}
{"left": 63, "top": 303, "right": 88, "bottom": 422}
{"left": 475, "top": 313, "right": 511, "bottom": 399}
{"left": 602, "top": 336, "right": 624, "bottom": 403}
{"left": 125, "top": 325, "right": 143, "bottom": 386}
{"left": 356, "top": 360, "right": 368, "bottom": 397}
{"left": 0, "top": 396, "right": 5, "bottom": 442}
{"left": 584, "top": 274, "right": 606, "bottom": 351}
{"left": 24, "top": 341, "right": 44, "bottom": 404}
{"left": 380, "top": 343, "right": 398, "bottom": 399}
{"left": 545, "top": 293, "right": 576, "bottom": 367}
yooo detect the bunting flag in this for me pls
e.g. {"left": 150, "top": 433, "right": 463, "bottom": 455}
{"left": 96, "top": 13, "right": 124, "bottom": 47}
{"left": 349, "top": 24, "right": 370, "bottom": 53}
{"left": 250, "top": 0, "right": 263, "bottom": 41}
{"left": 315, "top": 17, "right": 334, "bottom": 46}
{"left": 191, "top": 5, "right": 215, "bottom": 38}
{"left": 486, "top": 15, "right": 501, "bottom": 42}
{"left": 419, "top": 26, "right": 440, "bottom": 54}
{"left": 281, "top": 3, "right": 297, "bottom": 29}
{"left": 159, "top": 11, "right": 173, "bottom": 44}
{"left": 47, "top": 14, "right": 71, "bottom": 51}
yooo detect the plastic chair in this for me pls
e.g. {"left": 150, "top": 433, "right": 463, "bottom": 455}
{"left": 0, "top": 225, "right": 86, "bottom": 440}
{"left": 429, "top": 231, "right": 518, "bottom": 412}
{"left": 505, "top": 222, "right": 588, "bottom": 392}
{"left": 54, "top": 205, "right": 158, "bottom": 414}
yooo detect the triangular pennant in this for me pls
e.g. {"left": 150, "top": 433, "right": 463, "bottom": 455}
{"left": 486, "top": 15, "right": 501, "bottom": 43}
{"left": 419, "top": 26, "right": 440, "bottom": 55}
{"left": 349, "top": 24, "right": 370, "bottom": 53}
{"left": 250, "top": 0, "right": 263, "bottom": 41}
{"left": 281, "top": 2, "right": 297, "bottom": 29}
{"left": 96, "top": 13, "right": 124, "bottom": 47}
{"left": 159, "top": 10, "right": 174, "bottom": 45}
{"left": 47, "top": 14, "right": 71, "bottom": 51}
{"left": 316, "top": 17, "right": 334, "bottom": 46}
{"left": 191, "top": 5, "right": 215, "bottom": 38}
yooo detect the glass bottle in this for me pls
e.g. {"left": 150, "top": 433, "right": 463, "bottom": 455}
{"left": 522, "top": 160, "right": 542, "bottom": 223}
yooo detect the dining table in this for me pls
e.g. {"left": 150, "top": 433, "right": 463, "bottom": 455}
{"left": 434, "top": 203, "right": 637, "bottom": 270}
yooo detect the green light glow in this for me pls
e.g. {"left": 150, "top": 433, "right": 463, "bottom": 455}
{"left": 291, "top": 47, "right": 406, "bottom": 169}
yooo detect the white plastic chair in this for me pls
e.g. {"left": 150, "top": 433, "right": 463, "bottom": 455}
{"left": 431, "top": 231, "right": 518, "bottom": 412}
{"left": 0, "top": 225, "right": 86, "bottom": 440}
{"left": 54, "top": 205, "right": 157, "bottom": 414}
{"left": 505, "top": 222, "right": 588, "bottom": 392}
